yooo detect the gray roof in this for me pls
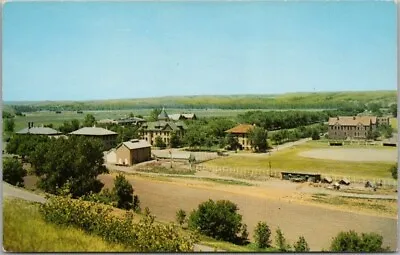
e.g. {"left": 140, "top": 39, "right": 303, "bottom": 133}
{"left": 168, "top": 114, "right": 183, "bottom": 121}
{"left": 140, "top": 121, "right": 187, "bottom": 132}
{"left": 168, "top": 113, "right": 196, "bottom": 121}
{"left": 16, "top": 127, "right": 61, "bottom": 135}
{"left": 157, "top": 108, "right": 169, "bottom": 120}
{"left": 119, "top": 139, "right": 151, "bottom": 150}
{"left": 69, "top": 127, "right": 117, "bottom": 136}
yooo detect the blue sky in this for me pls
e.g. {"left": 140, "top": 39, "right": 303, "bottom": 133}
{"left": 2, "top": 1, "right": 397, "bottom": 101}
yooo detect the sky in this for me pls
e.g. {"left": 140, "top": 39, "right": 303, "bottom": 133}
{"left": 2, "top": 1, "right": 397, "bottom": 101}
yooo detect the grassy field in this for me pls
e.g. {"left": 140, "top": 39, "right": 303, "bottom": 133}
{"left": 3, "top": 198, "right": 129, "bottom": 252}
{"left": 390, "top": 117, "right": 397, "bottom": 130}
{"left": 204, "top": 141, "right": 396, "bottom": 179}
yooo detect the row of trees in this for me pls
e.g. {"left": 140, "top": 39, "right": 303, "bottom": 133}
{"left": 175, "top": 199, "right": 390, "bottom": 252}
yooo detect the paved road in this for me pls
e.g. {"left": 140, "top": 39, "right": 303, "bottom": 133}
{"left": 2, "top": 182, "right": 218, "bottom": 252}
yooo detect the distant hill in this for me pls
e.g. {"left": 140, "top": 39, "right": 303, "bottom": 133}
{"left": 4, "top": 90, "right": 397, "bottom": 111}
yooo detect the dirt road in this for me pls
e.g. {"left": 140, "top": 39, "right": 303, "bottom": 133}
{"left": 99, "top": 175, "right": 398, "bottom": 251}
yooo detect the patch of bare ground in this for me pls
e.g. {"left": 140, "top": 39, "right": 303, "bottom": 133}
{"left": 299, "top": 148, "right": 397, "bottom": 162}
{"left": 98, "top": 174, "right": 397, "bottom": 251}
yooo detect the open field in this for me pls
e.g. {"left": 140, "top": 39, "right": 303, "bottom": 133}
{"left": 98, "top": 174, "right": 398, "bottom": 251}
{"left": 204, "top": 141, "right": 397, "bottom": 179}
{"left": 3, "top": 198, "right": 129, "bottom": 252}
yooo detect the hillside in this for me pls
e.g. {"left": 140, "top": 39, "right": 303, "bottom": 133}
{"left": 4, "top": 90, "right": 397, "bottom": 111}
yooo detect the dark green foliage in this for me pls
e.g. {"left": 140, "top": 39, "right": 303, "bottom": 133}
{"left": 113, "top": 174, "right": 135, "bottom": 210}
{"left": 6, "top": 135, "right": 50, "bottom": 159}
{"left": 149, "top": 108, "right": 162, "bottom": 121}
{"left": 4, "top": 118, "right": 15, "bottom": 132}
{"left": 188, "top": 199, "right": 245, "bottom": 243}
{"left": 248, "top": 126, "right": 268, "bottom": 152}
{"left": 390, "top": 165, "right": 397, "bottom": 180}
{"left": 154, "top": 136, "right": 167, "bottom": 149}
{"left": 176, "top": 209, "right": 187, "bottom": 226}
{"left": 2, "top": 158, "right": 27, "bottom": 187}
{"left": 390, "top": 103, "right": 397, "bottom": 117}
{"left": 366, "top": 130, "right": 380, "bottom": 140}
{"left": 330, "top": 230, "right": 389, "bottom": 252}
{"left": 58, "top": 119, "right": 80, "bottom": 133}
{"left": 83, "top": 114, "right": 96, "bottom": 127}
{"left": 2, "top": 111, "right": 14, "bottom": 118}
{"left": 378, "top": 124, "right": 393, "bottom": 139}
{"left": 44, "top": 124, "right": 54, "bottom": 128}
{"left": 275, "top": 228, "right": 291, "bottom": 252}
{"left": 29, "top": 136, "right": 108, "bottom": 198}
{"left": 293, "top": 236, "right": 310, "bottom": 252}
{"left": 169, "top": 131, "right": 181, "bottom": 148}
{"left": 311, "top": 128, "right": 320, "bottom": 140}
{"left": 225, "top": 133, "right": 241, "bottom": 150}
{"left": 254, "top": 221, "right": 271, "bottom": 248}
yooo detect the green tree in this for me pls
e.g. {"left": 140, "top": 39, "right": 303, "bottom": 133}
{"left": 275, "top": 228, "right": 291, "bottom": 252}
{"left": 170, "top": 131, "right": 181, "bottom": 148}
{"left": 293, "top": 236, "right": 310, "bottom": 252}
{"left": 71, "top": 119, "right": 81, "bottom": 130}
{"left": 83, "top": 114, "right": 96, "bottom": 127}
{"left": 176, "top": 209, "right": 187, "bottom": 226}
{"left": 330, "top": 230, "right": 389, "bottom": 252}
{"left": 248, "top": 126, "right": 268, "bottom": 152}
{"left": 4, "top": 118, "right": 15, "bottom": 132}
{"left": 129, "top": 112, "right": 135, "bottom": 118}
{"left": 253, "top": 221, "right": 271, "bottom": 248}
{"left": 154, "top": 136, "right": 167, "bottom": 149}
{"left": 390, "top": 165, "right": 397, "bottom": 180}
{"left": 149, "top": 108, "right": 162, "bottom": 121}
{"left": 311, "top": 128, "right": 320, "bottom": 140}
{"left": 29, "top": 136, "right": 108, "bottom": 198}
{"left": 390, "top": 103, "right": 397, "bottom": 117}
{"left": 113, "top": 174, "right": 135, "bottom": 210}
{"left": 188, "top": 199, "right": 245, "bottom": 243}
{"left": 2, "top": 158, "right": 27, "bottom": 187}
{"left": 226, "top": 133, "right": 240, "bottom": 150}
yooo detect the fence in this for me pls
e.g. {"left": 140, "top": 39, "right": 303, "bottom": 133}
{"left": 195, "top": 165, "right": 398, "bottom": 187}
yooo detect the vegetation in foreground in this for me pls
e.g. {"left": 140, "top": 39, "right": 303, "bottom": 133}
{"left": 3, "top": 199, "right": 128, "bottom": 252}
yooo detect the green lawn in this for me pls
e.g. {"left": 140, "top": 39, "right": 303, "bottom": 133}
{"left": 204, "top": 141, "right": 396, "bottom": 179}
{"left": 3, "top": 198, "right": 129, "bottom": 252}
{"left": 390, "top": 117, "right": 397, "bottom": 130}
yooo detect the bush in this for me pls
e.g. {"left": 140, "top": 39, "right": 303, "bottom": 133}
{"left": 275, "top": 228, "right": 291, "bottom": 252}
{"left": 330, "top": 230, "right": 389, "bottom": 252}
{"left": 176, "top": 209, "right": 187, "bottom": 226}
{"left": 390, "top": 165, "right": 397, "bottom": 180}
{"left": 39, "top": 195, "right": 199, "bottom": 252}
{"left": 311, "top": 129, "right": 320, "bottom": 140}
{"left": 3, "top": 158, "right": 27, "bottom": 187}
{"left": 188, "top": 199, "right": 245, "bottom": 243}
{"left": 113, "top": 174, "right": 135, "bottom": 210}
{"left": 293, "top": 236, "right": 310, "bottom": 252}
{"left": 253, "top": 221, "right": 271, "bottom": 248}
{"left": 154, "top": 136, "right": 167, "bottom": 149}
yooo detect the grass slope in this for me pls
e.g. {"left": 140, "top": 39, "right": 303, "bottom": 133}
{"left": 3, "top": 198, "right": 129, "bottom": 252}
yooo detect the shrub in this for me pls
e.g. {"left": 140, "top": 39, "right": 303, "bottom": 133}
{"left": 311, "top": 129, "right": 320, "bottom": 140}
{"left": 113, "top": 174, "right": 134, "bottom": 210}
{"left": 390, "top": 165, "right": 397, "bottom": 180}
{"left": 39, "top": 195, "right": 198, "bottom": 252}
{"left": 3, "top": 158, "right": 27, "bottom": 187}
{"left": 188, "top": 199, "right": 245, "bottom": 243}
{"left": 293, "top": 236, "right": 310, "bottom": 252}
{"left": 330, "top": 230, "right": 389, "bottom": 252}
{"left": 253, "top": 221, "right": 271, "bottom": 248}
{"left": 275, "top": 228, "right": 291, "bottom": 252}
{"left": 154, "top": 136, "right": 167, "bottom": 149}
{"left": 176, "top": 209, "right": 187, "bottom": 226}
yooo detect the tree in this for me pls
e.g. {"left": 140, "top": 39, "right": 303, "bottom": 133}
{"left": 4, "top": 118, "right": 15, "bottom": 132}
{"left": 170, "top": 131, "right": 181, "bottom": 148}
{"left": 188, "top": 199, "right": 245, "bottom": 243}
{"left": 176, "top": 209, "right": 187, "bottom": 226}
{"left": 226, "top": 133, "right": 240, "bottom": 150}
{"left": 248, "top": 126, "right": 268, "bottom": 152}
{"left": 390, "top": 165, "right": 397, "bottom": 180}
{"left": 330, "top": 230, "right": 389, "bottom": 252}
{"left": 6, "top": 135, "right": 50, "bottom": 159}
{"left": 154, "top": 136, "right": 167, "bottom": 149}
{"left": 149, "top": 108, "right": 162, "bottom": 121}
{"left": 129, "top": 112, "right": 135, "bottom": 118}
{"left": 293, "top": 236, "right": 310, "bottom": 252}
{"left": 275, "top": 228, "right": 291, "bottom": 252}
{"left": 113, "top": 174, "right": 135, "bottom": 210}
{"left": 2, "top": 158, "right": 27, "bottom": 187}
{"left": 311, "top": 128, "right": 320, "bottom": 140}
{"left": 390, "top": 103, "right": 397, "bottom": 117}
{"left": 29, "top": 136, "right": 108, "bottom": 198}
{"left": 83, "top": 114, "right": 96, "bottom": 127}
{"left": 253, "top": 221, "right": 271, "bottom": 248}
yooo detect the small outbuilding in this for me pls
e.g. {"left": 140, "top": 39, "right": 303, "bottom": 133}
{"left": 115, "top": 139, "right": 151, "bottom": 165}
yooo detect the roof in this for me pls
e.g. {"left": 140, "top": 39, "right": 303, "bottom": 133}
{"left": 157, "top": 108, "right": 169, "bottom": 120}
{"left": 98, "top": 119, "right": 117, "bottom": 124}
{"left": 169, "top": 113, "right": 196, "bottom": 121}
{"left": 69, "top": 127, "right": 117, "bottom": 136}
{"left": 140, "top": 121, "right": 187, "bottom": 132}
{"left": 16, "top": 127, "right": 61, "bottom": 135}
{"left": 118, "top": 139, "right": 151, "bottom": 150}
{"left": 225, "top": 124, "right": 254, "bottom": 134}
{"left": 168, "top": 114, "right": 183, "bottom": 121}
{"left": 328, "top": 116, "right": 377, "bottom": 126}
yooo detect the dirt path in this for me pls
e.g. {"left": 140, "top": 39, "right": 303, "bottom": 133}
{"left": 99, "top": 175, "right": 398, "bottom": 251}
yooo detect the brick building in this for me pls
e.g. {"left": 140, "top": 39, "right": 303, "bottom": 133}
{"left": 328, "top": 116, "right": 379, "bottom": 140}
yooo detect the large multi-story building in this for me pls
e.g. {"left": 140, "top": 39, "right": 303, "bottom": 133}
{"left": 327, "top": 116, "right": 389, "bottom": 140}
{"left": 225, "top": 124, "right": 254, "bottom": 150}
{"left": 139, "top": 108, "right": 187, "bottom": 146}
